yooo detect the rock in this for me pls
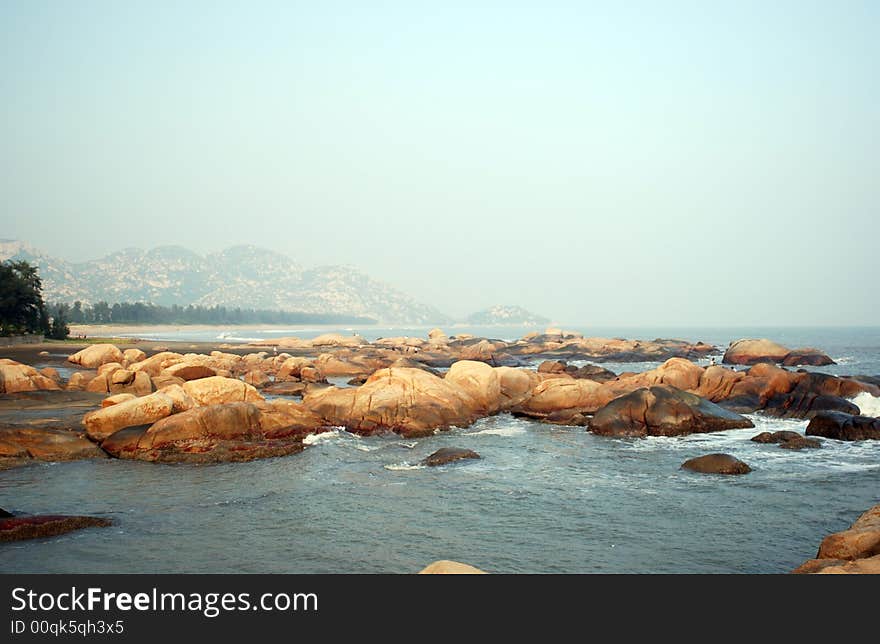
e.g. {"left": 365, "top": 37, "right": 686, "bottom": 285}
{"left": 137, "top": 402, "right": 263, "bottom": 449}
{"left": 151, "top": 374, "right": 185, "bottom": 390}
{"left": 495, "top": 367, "right": 538, "bottom": 409}
{"left": 445, "top": 361, "right": 503, "bottom": 414}
{"left": 0, "top": 427, "right": 108, "bottom": 461}
{"left": 39, "top": 367, "right": 61, "bottom": 382}
{"left": 421, "top": 447, "right": 481, "bottom": 467}
{"left": 67, "top": 344, "right": 124, "bottom": 369}
{"left": 723, "top": 338, "right": 834, "bottom": 366}
{"left": 0, "top": 507, "right": 12, "bottom": 518}
{"left": 569, "top": 364, "right": 617, "bottom": 382}
{"left": 519, "top": 378, "right": 604, "bottom": 415}
{"left": 97, "top": 362, "right": 124, "bottom": 377}
{"left": 101, "top": 393, "right": 137, "bottom": 408}
{"left": 751, "top": 430, "right": 821, "bottom": 449}
{"left": 302, "top": 367, "right": 479, "bottom": 437}
{"left": 418, "top": 560, "right": 487, "bottom": 574}
{"left": 782, "top": 348, "right": 835, "bottom": 366}
{"left": 128, "top": 351, "right": 184, "bottom": 377}
{"left": 0, "top": 515, "right": 112, "bottom": 542}
{"left": 276, "top": 357, "right": 314, "bottom": 380}
{"left": 299, "top": 366, "right": 324, "bottom": 383}
{"left": 427, "top": 328, "right": 448, "bottom": 342}
{"left": 182, "top": 376, "right": 264, "bottom": 406}
{"left": 311, "top": 333, "right": 363, "bottom": 347}
{"left": 794, "top": 505, "right": 880, "bottom": 574}
{"left": 65, "top": 372, "right": 92, "bottom": 391}
{"left": 681, "top": 453, "right": 752, "bottom": 475}
{"left": 262, "top": 381, "right": 307, "bottom": 397}
{"left": 82, "top": 391, "right": 175, "bottom": 441}
{"left": 122, "top": 348, "right": 147, "bottom": 365}
{"left": 0, "top": 359, "right": 61, "bottom": 393}
{"left": 163, "top": 363, "right": 217, "bottom": 381}
{"left": 591, "top": 386, "right": 754, "bottom": 438}
{"left": 806, "top": 412, "right": 880, "bottom": 441}
{"left": 244, "top": 370, "right": 271, "bottom": 388}
{"left": 538, "top": 360, "right": 569, "bottom": 374}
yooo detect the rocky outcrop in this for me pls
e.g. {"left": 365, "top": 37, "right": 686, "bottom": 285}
{"left": 418, "top": 560, "right": 487, "bottom": 574}
{"left": 0, "top": 514, "right": 112, "bottom": 542}
{"left": 681, "top": 453, "right": 752, "bottom": 475}
{"left": 421, "top": 447, "right": 481, "bottom": 467}
{"left": 302, "top": 367, "right": 479, "bottom": 438}
{"left": 794, "top": 505, "right": 880, "bottom": 574}
{"left": 67, "top": 344, "right": 125, "bottom": 369}
{"left": 591, "top": 386, "right": 754, "bottom": 438}
{"left": 806, "top": 412, "right": 880, "bottom": 441}
{"left": 0, "top": 359, "right": 61, "bottom": 393}
{"left": 444, "top": 361, "right": 503, "bottom": 414}
{"left": 100, "top": 401, "right": 328, "bottom": 463}
{"left": 723, "top": 339, "right": 834, "bottom": 366}
{"left": 0, "top": 427, "right": 108, "bottom": 462}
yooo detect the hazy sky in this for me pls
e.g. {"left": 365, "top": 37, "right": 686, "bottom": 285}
{"left": 1, "top": 1, "right": 877, "bottom": 325}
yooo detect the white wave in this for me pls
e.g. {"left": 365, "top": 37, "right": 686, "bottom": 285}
{"left": 467, "top": 426, "right": 527, "bottom": 437}
{"left": 303, "top": 429, "right": 344, "bottom": 445}
{"left": 383, "top": 463, "right": 426, "bottom": 471}
{"left": 396, "top": 442, "right": 418, "bottom": 449}
{"left": 354, "top": 445, "right": 380, "bottom": 452}
{"left": 851, "top": 392, "right": 880, "bottom": 417}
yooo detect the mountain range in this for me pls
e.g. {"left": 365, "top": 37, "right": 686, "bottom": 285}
{"left": 0, "top": 240, "right": 552, "bottom": 326}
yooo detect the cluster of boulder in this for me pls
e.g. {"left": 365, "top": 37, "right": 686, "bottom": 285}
{"left": 722, "top": 339, "right": 835, "bottom": 366}
{"left": 793, "top": 504, "right": 880, "bottom": 574}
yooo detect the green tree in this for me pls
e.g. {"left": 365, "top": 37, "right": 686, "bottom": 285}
{"left": 0, "top": 260, "right": 49, "bottom": 336}
{"left": 47, "top": 303, "right": 71, "bottom": 340}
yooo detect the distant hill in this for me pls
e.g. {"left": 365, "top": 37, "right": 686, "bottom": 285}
{"left": 466, "top": 305, "right": 550, "bottom": 326}
{"left": 0, "top": 240, "right": 450, "bottom": 325}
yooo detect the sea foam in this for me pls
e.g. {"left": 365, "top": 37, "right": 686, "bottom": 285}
{"left": 851, "top": 392, "right": 880, "bottom": 417}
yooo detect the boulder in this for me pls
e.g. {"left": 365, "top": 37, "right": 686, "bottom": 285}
{"left": 681, "top": 454, "right": 752, "bottom": 475}
{"left": 445, "top": 361, "right": 502, "bottom": 414}
{"left": 155, "top": 384, "right": 196, "bottom": 413}
{"left": 101, "top": 393, "right": 137, "bottom": 408}
{"left": 302, "top": 367, "right": 479, "bottom": 437}
{"left": 519, "top": 378, "right": 604, "bottom": 415}
{"left": 806, "top": 412, "right": 880, "bottom": 441}
{"left": 418, "top": 560, "right": 487, "bottom": 574}
{"left": 311, "top": 333, "right": 363, "bottom": 347}
{"left": 782, "top": 348, "right": 835, "bottom": 366}
{"left": 750, "top": 430, "right": 821, "bottom": 449}
{"left": 128, "top": 351, "right": 184, "bottom": 377}
{"left": 421, "top": 447, "right": 481, "bottom": 467}
{"left": 39, "top": 367, "right": 61, "bottom": 382}
{"left": 794, "top": 505, "right": 880, "bottom": 574}
{"left": 591, "top": 386, "right": 754, "bottom": 438}
{"left": 122, "top": 348, "right": 147, "bottom": 365}
{"left": 65, "top": 372, "right": 93, "bottom": 391}
{"left": 182, "top": 376, "right": 264, "bottom": 406}
{"left": 276, "top": 357, "right": 314, "bottom": 380}
{"left": 162, "top": 363, "right": 217, "bottom": 381}
{"left": 0, "top": 427, "right": 108, "bottom": 461}
{"left": 82, "top": 391, "right": 175, "bottom": 441}
{"left": 137, "top": 402, "right": 263, "bottom": 449}
{"left": 244, "top": 370, "right": 271, "bottom": 388}
{"left": 723, "top": 339, "right": 792, "bottom": 365}
{"left": 67, "top": 344, "right": 124, "bottom": 369}
{"left": 0, "top": 515, "right": 112, "bottom": 542}
{"left": 0, "top": 359, "right": 61, "bottom": 393}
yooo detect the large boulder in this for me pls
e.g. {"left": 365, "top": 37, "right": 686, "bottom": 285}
{"left": 181, "top": 376, "right": 264, "bottom": 406}
{"left": 806, "top": 412, "right": 880, "bottom": 441}
{"left": 67, "top": 344, "right": 124, "bottom": 369}
{"left": 681, "top": 453, "right": 752, "bottom": 475}
{"left": 136, "top": 402, "right": 262, "bottom": 449}
{"left": 591, "top": 386, "right": 754, "bottom": 438}
{"left": 519, "top": 378, "right": 604, "bottom": 415}
{"left": 0, "top": 427, "right": 108, "bottom": 462}
{"left": 723, "top": 339, "right": 834, "bottom": 366}
{"left": 0, "top": 359, "right": 61, "bottom": 394}
{"left": 128, "top": 352, "right": 185, "bottom": 377}
{"left": 122, "top": 348, "right": 147, "bottom": 365}
{"left": 750, "top": 430, "right": 821, "bottom": 450}
{"left": 162, "top": 362, "right": 217, "bottom": 381}
{"left": 302, "top": 367, "right": 479, "bottom": 437}
{"left": 444, "top": 361, "right": 502, "bottom": 414}
{"left": 82, "top": 391, "right": 175, "bottom": 440}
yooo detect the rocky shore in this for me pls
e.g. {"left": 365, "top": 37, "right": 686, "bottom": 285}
{"left": 1, "top": 329, "right": 878, "bottom": 564}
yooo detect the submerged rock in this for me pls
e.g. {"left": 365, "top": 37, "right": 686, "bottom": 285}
{"left": 681, "top": 453, "right": 752, "bottom": 475}
{"left": 421, "top": 447, "right": 481, "bottom": 467}
{"left": 806, "top": 412, "right": 880, "bottom": 441}
{"left": 751, "top": 430, "right": 821, "bottom": 449}
{"left": 590, "top": 386, "right": 754, "bottom": 438}
{"left": 0, "top": 514, "right": 112, "bottom": 542}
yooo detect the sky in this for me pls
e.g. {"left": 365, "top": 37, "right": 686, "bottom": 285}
{"left": 1, "top": 1, "right": 878, "bottom": 326}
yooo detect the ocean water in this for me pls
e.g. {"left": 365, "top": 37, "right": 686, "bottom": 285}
{"left": 2, "top": 327, "right": 879, "bottom": 574}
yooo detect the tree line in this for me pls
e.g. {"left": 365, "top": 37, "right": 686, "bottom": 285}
{"left": 47, "top": 300, "right": 375, "bottom": 326}
{"left": 0, "top": 260, "right": 68, "bottom": 338}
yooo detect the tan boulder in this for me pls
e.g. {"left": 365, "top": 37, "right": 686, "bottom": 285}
{"left": 303, "top": 367, "right": 479, "bottom": 437}
{"left": 445, "top": 361, "right": 502, "bottom": 414}
{"left": 0, "top": 359, "right": 61, "bottom": 393}
{"left": 128, "top": 352, "right": 184, "bottom": 377}
{"left": 182, "top": 376, "right": 264, "bottom": 406}
{"left": 122, "top": 348, "right": 147, "bottom": 365}
{"left": 520, "top": 378, "right": 604, "bottom": 414}
{"left": 101, "top": 393, "right": 137, "bottom": 408}
{"left": 67, "top": 344, "right": 124, "bottom": 369}
{"left": 163, "top": 362, "right": 217, "bottom": 381}
{"left": 82, "top": 392, "right": 175, "bottom": 441}
{"left": 254, "top": 400, "right": 325, "bottom": 437}
{"left": 97, "top": 362, "right": 124, "bottom": 377}
{"left": 65, "top": 371, "right": 92, "bottom": 391}
{"left": 722, "top": 339, "right": 791, "bottom": 365}
{"left": 244, "top": 370, "right": 271, "bottom": 388}
{"left": 0, "top": 427, "right": 107, "bottom": 461}
{"left": 418, "top": 560, "right": 487, "bottom": 574}
{"left": 39, "top": 367, "right": 61, "bottom": 382}
{"left": 155, "top": 384, "right": 197, "bottom": 413}
{"left": 816, "top": 505, "right": 880, "bottom": 561}
{"left": 311, "top": 333, "right": 363, "bottom": 347}
{"left": 277, "top": 357, "right": 313, "bottom": 380}
{"left": 137, "top": 402, "right": 262, "bottom": 449}
{"left": 151, "top": 374, "right": 185, "bottom": 390}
